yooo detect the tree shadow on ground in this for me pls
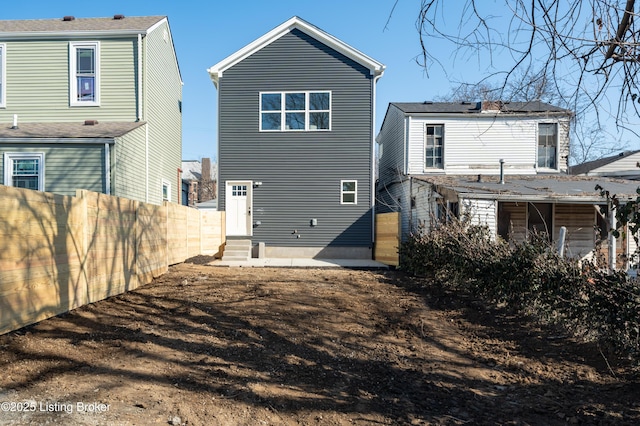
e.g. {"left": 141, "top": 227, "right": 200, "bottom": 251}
{"left": 0, "top": 267, "right": 638, "bottom": 425}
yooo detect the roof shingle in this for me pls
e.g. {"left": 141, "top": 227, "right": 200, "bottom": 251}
{"left": 0, "top": 122, "right": 146, "bottom": 139}
{"left": 0, "top": 15, "right": 165, "bottom": 35}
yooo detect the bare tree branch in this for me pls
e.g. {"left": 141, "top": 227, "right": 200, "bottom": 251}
{"left": 415, "top": 0, "right": 640, "bottom": 161}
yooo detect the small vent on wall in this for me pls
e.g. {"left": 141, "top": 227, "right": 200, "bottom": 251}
{"left": 62, "top": 16, "right": 75, "bottom": 21}
{"left": 84, "top": 120, "right": 99, "bottom": 126}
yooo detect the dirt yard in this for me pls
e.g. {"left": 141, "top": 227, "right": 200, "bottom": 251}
{"left": 0, "top": 262, "right": 638, "bottom": 425}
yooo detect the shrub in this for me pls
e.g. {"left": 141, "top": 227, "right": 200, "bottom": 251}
{"left": 400, "top": 220, "right": 640, "bottom": 361}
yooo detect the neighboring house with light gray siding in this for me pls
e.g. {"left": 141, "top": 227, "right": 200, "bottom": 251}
{"left": 377, "top": 101, "right": 574, "bottom": 238}
{"left": 570, "top": 150, "right": 640, "bottom": 180}
{"left": 376, "top": 101, "right": 640, "bottom": 269}
{"left": 0, "top": 15, "right": 182, "bottom": 204}
{"left": 208, "top": 16, "right": 384, "bottom": 258}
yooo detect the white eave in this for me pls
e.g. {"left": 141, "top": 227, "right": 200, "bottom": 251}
{"left": 207, "top": 16, "right": 385, "bottom": 88}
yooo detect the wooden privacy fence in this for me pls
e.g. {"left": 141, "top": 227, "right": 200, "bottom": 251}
{"left": 0, "top": 186, "right": 225, "bottom": 335}
{"left": 374, "top": 212, "right": 400, "bottom": 266}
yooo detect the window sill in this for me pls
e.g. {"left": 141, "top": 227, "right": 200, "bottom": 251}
{"left": 70, "top": 102, "right": 100, "bottom": 107}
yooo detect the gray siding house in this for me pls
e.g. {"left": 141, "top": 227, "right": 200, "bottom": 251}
{"left": 208, "top": 16, "right": 384, "bottom": 259}
{"left": 0, "top": 15, "right": 182, "bottom": 204}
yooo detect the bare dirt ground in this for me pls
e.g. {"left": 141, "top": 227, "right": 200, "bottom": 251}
{"left": 0, "top": 261, "right": 639, "bottom": 425}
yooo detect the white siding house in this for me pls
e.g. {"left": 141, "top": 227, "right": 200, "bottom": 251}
{"left": 377, "top": 101, "right": 638, "bottom": 269}
{"left": 570, "top": 150, "right": 640, "bottom": 180}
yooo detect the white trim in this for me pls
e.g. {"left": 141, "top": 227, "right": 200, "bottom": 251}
{"left": 0, "top": 43, "right": 6, "bottom": 108}
{"left": 423, "top": 123, "right": 444, "bottom": 170}
{"left": 162, "top": 178, "right": 171, "bottom": 202}
{"left": 69, "top": 41, "right": 100, "bottom": 107}
{"left": 225, "top": 180, "right": 253, "bottom": 236}
{"left": 104, "top": 143, "right": 111, "bottom": 195}
{"left": 137, "top": 34, "right": 143, "bottom": 121}
{"left": 259, "top": 91, "right": 331, "bottom": 132}
{"left": 208, "top": 16, "right": 385, "bottom": 87}
{"left": 3, "top": 152, "right": 45, "bottom": 191}
{"left": 147, "top": 17, "right": 168, "bottom": 34}
{"left": 340, "top": 180, "right": 357, "bottom": 205}
{"left": 0, "top": 30, "right": 153, "bottom": 40}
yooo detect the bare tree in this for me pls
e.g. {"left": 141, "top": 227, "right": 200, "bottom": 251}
{"left": 413, "top": 0, "right": 638, "bottom": 161}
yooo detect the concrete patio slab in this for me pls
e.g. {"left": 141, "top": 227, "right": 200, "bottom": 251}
{"left": 209, "top": 257, "right": 390, "bottom": 269}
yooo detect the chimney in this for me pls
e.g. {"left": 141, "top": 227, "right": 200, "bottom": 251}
{"left": 113, "top": 14, "right": 125, "bottom": 20}
{"left": 481, "top": 100, "right": 503, "bottom": 113}
{"left": 62, "top": 16, "right": 75, "bottom": 21}
{"left": 201, "top": 158, "right": 211, "bottom": 182}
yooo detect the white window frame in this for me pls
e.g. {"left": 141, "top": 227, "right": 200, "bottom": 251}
{"left": 3, "top": 152, "right": 45, "bottom": 191}
{"left": 70, "top": 41, "right": 100, "bottom": 106}
{"left": 537, "top": 122, "right": 558, "bottom": 170}
{"left": 0, "top": 43, "right": 6, "bottom": 108}
{"left": 162, "top": 179, "right": 171, "bottom": 202}
{"left": 340, "top": 180, "right": 357, "bottom": 205}
{"left": 259, "top": 91, "right": 331, "bottom": 132}
{"left": 424, "top": 124, "right": 444, "bottom": 169}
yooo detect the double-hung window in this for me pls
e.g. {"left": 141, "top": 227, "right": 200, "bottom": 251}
{"left": 0, "top": 43, "right": 5, "bottom": 107}
{"left": 3, "top": 153, "right": 45, "bottom": 191}
{"left": 260, "top": 91, "right": 331, "bottom": 131}
{"left": 425, "top": 124, "right": 444, "bottom": 169}
{"left": 538, "top": 123, "right": 557, "bottom": 169}
{"left": 70, "top": 42, "right": 100, "bottom": 106}
{"left": 162, "top": 179, "right": 171, "bottom": 202}
{"left": 340, "top": 180, "right": 357, "bottom": 204}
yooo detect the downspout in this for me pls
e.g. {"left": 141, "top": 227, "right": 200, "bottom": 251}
{"left": 409, "top": 176, "right": 413, "bottom": 232}
{"left": 177, "top": 168, "right": 182, "bottom": 205}
{"left": 371, "top": 73, "right": 383, "bottom": 250}
{"left": 104, "top": 143, "right": 111, "bottom": 195}
{"left": 609, "top": 203, "right": 617, "bottom": 271}
{"left": 137, "top": 34, "right": 143, "bottom": 121}
{"left": 142, "top": 33, "right": 149, "bottom": 203}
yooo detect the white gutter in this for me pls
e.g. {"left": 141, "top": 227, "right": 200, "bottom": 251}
{"left": 137, "top": 34, "right": 143, "bottom": 121}
{"left": 104, "top": 143, "right": 111, "bottom": 195}
{"left": 0, "top": 30, "right": 148, "bottom": 40}
{"left": 144, "top": 35, "right": 149, "bottom": 203}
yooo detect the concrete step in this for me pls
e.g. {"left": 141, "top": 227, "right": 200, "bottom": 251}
{"left": 222, "top": 239, "right": 252, "bottom": 261}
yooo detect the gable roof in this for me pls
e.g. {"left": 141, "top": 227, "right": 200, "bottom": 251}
{"left": 391, "top": 101, "right": 571, "bottom": 115}
{"left": 569, "top": 150, "right": 640, "bottom": 175}
{"left": 0, "top": 15, "right": 167, "bottom": 39}
{"left": 207, "top": 16, "right": 385, "bottom": 88}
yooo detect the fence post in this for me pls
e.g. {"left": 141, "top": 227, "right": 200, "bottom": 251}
{"left": 557, "top": 226, "right": 567, "bottom": 257}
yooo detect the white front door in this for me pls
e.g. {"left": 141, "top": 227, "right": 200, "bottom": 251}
{"left": 225, "top": 181, "right": 252, "bottom": 236}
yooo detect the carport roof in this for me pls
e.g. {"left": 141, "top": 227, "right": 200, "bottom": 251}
{"left": 412, "top": 174, "right": 639, "bottom": 203}
{"left": 0, "top": 122, "right": 146, "bottom": 140}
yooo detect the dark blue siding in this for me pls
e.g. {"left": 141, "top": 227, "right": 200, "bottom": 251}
{"left": 218, "top": 29, "right": 374, "bottom": 248}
